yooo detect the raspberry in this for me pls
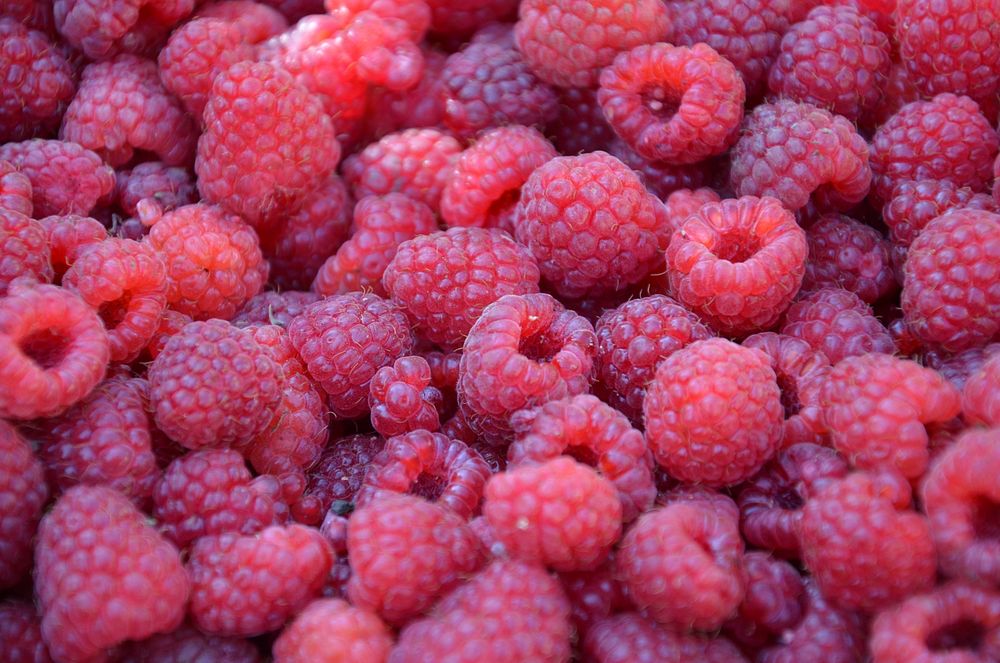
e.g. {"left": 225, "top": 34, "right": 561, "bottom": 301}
{"left": 757, "top": 581, "right": 866, "bottom": 663}
{"left": 927, "top": 342, "right": 1000, "bottom": 391}
{"left": 901, "top": 208, "right": 1000, "bottom": 352}
{"left": 729, "top": 100, "right": 871, "bottom": 212}
{"left": 802, "top": 214, "right": 896, "bottom": 304}
{"left": 146, "top": 203, "right": 268, "bottom": 320}
{"left": 148, "top": 320, "right": 282, "bottom": 450}
{"left": 0, "top": 140, "right": 115, "bottom": 217}
{"left": 2, "top": 0, "right": 55, "bottom": 33}
{"left": 287, "top": 292, "right": 414, "bottom": 419}
{"left": 659, "top": 186, "right": 719, "bottom": 233}
{"left": 232, "top": 290, "right": 320, "bottom": 329}
{"left": 871, "top": 61, "right": 924, "bottom": 127}
{"left": 799, "top": 472, "right": 936, "bottom": 611}
{"left": 0, "top": 602, "right": 50, "bottom": 663}
{"left": 53, "top": 0, "right": 194, "bottom": 59}
{"left": 724, "top": 553, "right": 804, "bottom": 650}
{"left": 293, "top": 434, "right": 384, "bottom": 525}
{"left": 342, "top": 128, "right": 461, "bottom": 213}
{"left": 585, "top": 613, "right": 747, "bottom": 663}
{"left": 0, "top": 160, "right": 32, "bottom": 217}
{"left": 323, "top": 0, "right": 431, "bottom": 42}
{"left": 440, "top": 125, "right": 557, "bottom": 232}
{"left": 273, "top": 599, "right": 392, "bottom": 663}
{"left": 424, "top": 0, "right": 516, "bottom": 36}
{"left": 0, "top": 422, "right": 47, "bottom": 589}
{"left": 513, "top": 152, "right": 666, "bottom": 299}
{"left": 365, "top": 47, "right": 448, "bottom": 139}
{"left": 558, "top": 562, "right": 627, "bottom": 635}
{"left": 884, "top": 178, "right": 997, "bottom": 255}
{"left": 187, "top": 524, "right": 333, "bottom": 636}
{"left": 39, "top": 217, "right": 105, "bottom": 283}
{"left": 870, "top": 94, "right": 999, "bottom": 203}
{"left": 196, "top": 61, "right": 339, "bottom": 229}
{"left": 964, "top": 355, "right": 1000, "bottom": 426}
{"left": 61, "top": 55, "right": 197, "bottom": 168}
{"left": 115, "top": 162, "right": 197, "bottom": 219}
{"left": 35, "top": 485, "right": 189, "bottom": 662}
{"left": 514, "top": 0, "right": 670, "bottom": 89}
{"left": 781, "top": 288, "right": 895, "bottom": 364}
{"left": 390, "top": 559, "right": 572, "bottom": 663}
{"left": 141, "top": 309, "right": 192, "bottom": 362}
{"left": 0, "top": 284, "right": 109, "bottom": 420}
{"left": 457, "top": 293, "right": 596, "bottom": 444}
{"left": 0, "top": 209, "right": 50, "bottom": 295}
{"left": 312, "top": 193, "right": 436, "bottom": 298}
{"left": 607, "top": 139, "right": 712, "bottom": 201}
{"left": 617, "top": 501, "right": 745, "bottom": 631}
{"left": 666, "top": 196, "right": 807, "bottom": 335}
{"left": 196, "top": 0, "right": 288, "bottom": 43}
{"left": 598, "top": 43, "right": 745, "bottom": 164}
{"left": 383, "top": 227, "right": 541, "bottom": 350}
{"left": 547, "top": 87, "right": 617, "bottom": 156}
{"left": 117, "top": 624, "right": 262, "bottom": 663}
{"left": 368, "top": 356, "right": 442, "bottom": 437}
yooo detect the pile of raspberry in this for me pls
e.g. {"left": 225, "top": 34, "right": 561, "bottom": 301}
{"left": 3, "top": 0, "right": 1000, "bottom": 661}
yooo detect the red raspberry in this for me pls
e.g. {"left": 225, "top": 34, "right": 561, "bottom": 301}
{"left": 0, "top": 209, "right": 50, "bottom": 295}
{"left": 35, "top": 485, "right": 189, "bottom": 662}
{"left": 607, "top": 139, "right": 712, "bottom": 202}
{"left": 0, "top": 284, "right": 109, "bottom": 420}
{"left": 187, "top": 524, "right": 333, "bottom": 636}
{"left": 729, "top": 100, "right": 871, "bottom": 212}
{"left": 547, "top": 87, "right": 617, "bottom": 156}
{"left": 287, "top": 292, "right": 414, "bottom": 419}
{"left": 871, "top": 60, "right": 924, "bottom": 127}
{"left": 368, "top": 356, "right": 442, "bottom": 437}
{"left": 383, "top": 227, "right": 541, "bottom": 350}
{"left": 441, "top": 126, "right": 557, "bottom": 232}
{"left": 39, "top": 215, "right": 106, "bottom": 283}
{"left": 293, "top": 434, "right": 384, "bottom": 525}
{"left": 757, "top": 580, "right": 866, "bottom": 663}
{"left": 141, "top": 309, "right": 192, "bottom": 362}
{"left": 115, "top": 162, "right": 197, "bottom": 218}
{"left": 617, "top": 501, "right": 745, "bottom": 630}
{"left": 196, "top": 0, "right": 288, "bottom": 43}
{"left": 585, "top": 612, "right": 747, "bottom": 663}
{"left": 964, "top": 355, "right": 1000, "bottom": 426}
{"left": 724, "top": 552, "right": 804, "bottom": 650}
{"left": 365, "top": 47, "right": 448, "bottom": 139}
{"left": 558, "top": 562, "right": 627, "bottom": 635}
{"left": 659, "top": 186, "right": 720, "bottom": 233}
{"left": 117, "top": 624, "right": 262, "bottom": 663}
{"left": 348, "top": 494, "right": 485, "bottom": 624}
{"left": 514, "top": 0, "right": 669, "bottom": 89}
{"left": 232, "top": 290, "right": 321, "bottom": 329}
{"left": 598, "top": 43, "right": 745, "bottom": 164}
{"left": 799, "top": 472, "right": 936, "bottom": 611}
{"left": 883, "top": 178, "right": 997, "bottom": 254}
{"left": 0, "top": 421, "right": 47, "bottom": 589}
{"left": 53, "top": 0, "right": 194, "bottom": 59}
{"left": 666, "top": 196, "right": 807, "bottom": 335}
{"left": 1, "top": 0, "right": 55, "bottom": 33}
{"left": 423, "top": 0, "right": 516, "bottom": 36}
{"left": 0, "top": 602, "right": 50, "bottom": 663}
{"left": 870, "top": 94, "right": 999, "bottom": 203}
{"left": 146, "top": 203, "right": 268, "bottom": 320}
{"left": 323, "top": 0, "right": 430, "bottom": 42}
{"left": 390, "top": 559, "right": 572, "bottom": 663}
{"left": 781, "top": 288, "right": 895, "bottom": 364}
{"left": 196, "top": 61, "right": 339, "bottom": 229}
{"left": 645, "top": 338, "right": 782, "bottom": 487}
{"left": 273, "top": 598, "right": 392, "bottom": 663}
{"left": 802, "top": 214, "right": 896, "bottom": 304}
{"left": 342, "top": 128, "right": 461, "bottom": 213}
{"left": 926, "top": 342, "right": 1000, "bottom": 391}
{"left": 0, "top": 140, "right": 114, "bottom": 217}
{"left": 457, "top": 293, "right": 596, "bottom": 444}
{"left": 312, "top": 193, "right": 436, "bottom": 298}
{"left": 148, "top": 319, "right": 282, "bottom": 450}
{"left": 61, "top": 55, "right": 197, "bottom": 168}
{"left": 902, "top": 209, "right": 1000, "bottom": 352}
{"left": 0, "top": 160, "right": 32, "bottom": 217}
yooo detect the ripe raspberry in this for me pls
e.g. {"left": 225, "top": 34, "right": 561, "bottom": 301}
{"left": 617, "top": 501, "right": 745, "bottom": 630}
{"left": 187, "top": 524, "right": 333, "bottom": 636}
{"left": 149, "top": 320, "right": 282, "bottom": 450}
{"left": 141, "top": 309, "right": 192, "bottom": 362}
{"left": 368, "top": 356, "right": 442, "bottom": 437}
{"left": 0, "top": 140, "right": 114, "bottom": 217}
{"left": 902, "top": 209, "right": 1000, "bottom": 352}
{"left": 365, "top": 46, "right": 447, "bottom": 139}
{"left": 870, "top": 94, "right": 999, "bottom": 203}
{"left": 659, "top": 186, "right": 720, "bottom": 233}
{"left": 598, "top": 43, "right": 745, "bottom": 164}
{"left": 232, "top": 290, "right": 320, "bottom": 329}
{"left": 196, "top": 0, "right": 288, "bottom": 43}
{"left": 115, "top": 162, "right": 197, "bottom": 219}
{"left": 607, "top": 139, "right": 712, "bottom": 201}
{"left": 36, "top": 485, "right": 189, "bottom": 662}
{"left": 757, "top": 580, "right": 866, "bottom": 663}
{"left": 383, "top": 227, "right": 541, "bottom": 350}
{"left": 423, "top": 0, "right": 516, "bottom": 36}
{"left": 0, "top": 209, "right": 50, "bottom": 295}
{"left": 441, "top": 126, "right": 557, "bottom": 232}
{"left": 883, "top": 178, "right": 997, "bottom": 255}
{"left": 458, "top": 293, "right": 596, "bottom": 444}
{"left": 0, "top": 602, "right": 50, "bottom": 663}
{"left": 287, "top": 293, "right": 414, "bottom": 419}
{"left": 61, "top": 55, "right": 197, "bottom": 167}
{"left": 724, "top": 552, "right": 804, "bottom": 650}
{"left": 926, "top": 342, "right": 1000, "bottom": 391}
{"left": 781, "top": 288, "right": 895, "bottom": 364}
{"left": 53, "top": 0, "right": 194, "bottom": 59}
{"left": 117, "top": 624, "right": 262, "bottom": 663}
{"left": 342, "top": 128, "right": 461, "bottom": 213}
{"left": 293, "top": 434, "right": 384, "bottom": 525}
{"left": 273, "top": 599, "right": 392, "bottom": 663}
{"left": 585, "top": 613, "right": 747, "bottom": 663}
{"left": 390, "top": 559, "right": 572, "bottom": 663}
{"left": 963, "top": 355, "right": 1000, "bottom": 426}
{"left": 729, "top": 100, "right": 871, "bottom": 212}
{"left": 37, "top": 217, "right": 108, "bottom": 287}
{"left": 802, "top": 214, "right": 896, "bottom": 304}
{"left": 0, "top": 421, "right": 47, "bottom": 589}
{"left": 313, "top": 193, "right": 436, "bottom": 298}
{"left": 146, "top": 203, "right": 268, "bottom": 320}
{"left": 323, "top": 0, "right": 430, "bottom": 43}
{"left": 547, "top": 87, "right": 617, "bottom": 156}
{"left": 799, "top": 472, "right": 936, "bottom": 611}
{"left": 0, "top": 160, "right": 32, "bottom": 217}
{"left": 0, "top": 284, "right": 109, "bottom": 420}
{"left": 871, "top": 61, "right": 924, "bottom": 127}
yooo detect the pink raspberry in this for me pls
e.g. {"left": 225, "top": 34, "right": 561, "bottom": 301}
{"left": 659, "top": 186, "right": 720, "bottom": 233}
{"left": 0, "top": 140, "right": 114, "bottom": 217}
{"left": 53, "top": 0, "right": 194, "bottom": 59}
{"left": 141, "top": 309, "right": 192, "bottom": 362}
{"left": 757, "top": 580, "right": 866, "bottom": 663}
{"left": 883, "top": 178, "right": 997, "bottom": 255}
{"left": 547, "top": 87, "right": 617, "bottom": 156}
{"left": 2, "top": 0, "right": 55, "bottom": 33}
{"left": 0, "top": 421, "right": 47, "bottom": 589}
{"left": 0, "top": 602, "right": 50, "bottom": 663}
{"left": 365, "top": 46, "right": 448, "bottom": 139}
{"left": 368, "top": 355, "right": 442, "bottom": 437}
{"left": 115, "top": 162, "right": 197, "bottom": 218}
{"left": 117, "top": 624, "right": 262, "bottom": 663}
{"left": 273, "top": 599, "right": 392, "bottom": 663}
{"left": 802, "top": 214, "right": 896, "bottom": 304}
{"left": 293, "top": 434, "right": 384, "bottom": 525}
{"left": 323, "top": 0, "right": 430, "bottom": 41}
{"left": 585, "top": 612, "right": 747, "bottom": 663}
{"left": 196, "top": 0, "right": 288, "bottom": 43}
{"left": 0, "top": 160, "right": 32, "bottom": 217}
{"left": 871, "top": 60, "right": 924, "bottom": 127}
{"left": 259, "top": 0, "right": 322, "bottom": 21}
{"left": 781, "top": 288, "right": 895, "bottom": 364}
{"left": 964, "top": 355, "right": 1000, "bottom": 427}
{"left": 38, "top": 214, "right": 106, "bottom": 283}
{"left": 724, "top": 552, "right": 805, "bottom": 650}
{"left": 0, "top": 209, "right": 50, "bottom": 296}
{"left": 232, "top": 290, "right": 321, "bottom": 329}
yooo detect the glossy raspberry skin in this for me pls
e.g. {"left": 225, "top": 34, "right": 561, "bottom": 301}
{"left": 724, "top": 552, "right": 804, "bottom": 650}
{"left": 187, "top": 524, "right": 333, "bottom": 636}
{"left": 232, "top": 290, "right": 320, "bottom": 329}
{"left": 116, "top": 162, "right": 197, "bottom": 218}
{"left": 383, "top": 227, "right": 541, "bottom": 350}
{"left": 964, "top": 355, "right": 1000, "bottom": 426}
{"left": 273, "top": 599, "right": 392, "bottom": 663}
{"left": 0, "top": 209, "right": 50, "bottom": 295}
{"left": 666, "top": 196, "right": 807, "bottom": 335}
{"left": 369, "top": 356, "right": 442, "bottom": 437}
{"left": 883, "top": 178, "right": 997, "bottom": 255}
{"left": 0, "top": 160, "right": 32, "bottom": 217}
{"left": 0, "top": 140, "right": 114, "bottom": 217}
{"left": 0, "top": 422, "right": 47, "bottom": 589}
{"left": 802, "top": 214, "right": 895, "bottom": 304}
{"left": 659, "top": 186, "right": 720, "bottom": 232}
{"left": 901, "top": 208, "right": 1000, "bottom": 353}
{"left": 53, "top": 0, "right": 195, "bottom": 59}
{"left": 293, "top": 434, "right": 384, "bottom": 525}
{"left": 148, "top": 320, "right": 282, "bottom": 450}
{"left": 729, "top": 100, "right": 871, "bottom": 212}
{"left": 0, "top": 602, "right": 50, "bottom": 663}
{"left": 757, "top": 580, "right": 866, "bottom": 663}
{"left": 117, "top": 624, "right": 262, "bottom": 663}
{"left": 36, "top": 485, "right": 189, "bottom": 663}
{"left": 287, "top": 292, "right": 414, "bottom": 419}
{"left": 781, "top": 288, "right": 895, "bottom": 364}
{"left": 585, "top": 612, "right": 747, "bottom": 663}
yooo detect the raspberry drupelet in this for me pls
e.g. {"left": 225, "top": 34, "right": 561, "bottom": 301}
{"left": 802, "top": 214, "right": 896, "bottom": 304}
{"left": 115, "top": 162, "right": 197, "bottom": 218}
{"left": 273, "top": 598, "right": 392, "bottom": 663}
{"left": 232, "top": 290, "right": 320, "bottom": 329}
{"left": 964, "top": 355, "right": 1000, "bottom": 427}
{"left": 368, "top": 356, "right": 442, "bottom": 437}
{"left": 196, "top": 0, "right": 288, "bottom": 42}
{"left": 0, "top": 160, "right": 32, "bottom": 217}
{"left": 117, "top": 624, "right": 263, "bottom": 663}
{"left": 559, "top": 562, "right": 625, "bottom": 636}
{"left": 366, "top": 46, "right": 448, "bottom": 139}
{"left": 757, "top": 580, "right": 866, "bottom": 663}
{"left": 780, "top": 288, "right": 895, "bottom": 365}
{"left": 0, "top": 140, "right": 115, "bottom": 217}
{"left": 926, "top": 342, "right": 1000, "bottom": 391}
{"left": 293, "top": 433, "right": 384, "bottom": 525}
{"left": 659, "top": 186, "right": 720, "bottom": 234}
{"left": 0, "top": 421, "right": 47, "bottom": 589}
{"left": 724, "top": 552, "right": 805, "bottom": 651}
{"left": 141, "top": 309, "right": 192, "bottom": 362}
{"left": 586, "top": 612, "right": 748, "bottom": 663}
{"left": 39, "top": 215, "right": 106, "bottom": 283}
{"left": 0, "top": 602, "right": 50, "bottom": 663}
{"left": 547, "top": 87, "right": 618, "bottom": 156}
{"left": 0, "top": 209, "right": 51, "bottom": 296}
{"left": 53, "top": 0, "right": 195, "bottom": 59}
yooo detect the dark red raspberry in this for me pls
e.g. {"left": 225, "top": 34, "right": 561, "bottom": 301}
{"left": 117, "top": 624, "right": 262, "bottom": 663}
{"left": 313, "top": 193, "right": 436, "bottom": 298}
{"left": 35, "top": 485, "right": 189, "bottom": 662}
{"left": 547, "top": 87, "right": 617, "bottom": 156}
{"left": 926, "top": 342, "right": 1000, "bottom": 391}
{"left": 598, "top": 43, "right": 745, "bottom": 164}
{"left": 0, "top": 283, "right": 109, "bottom": 420}
{"left": 368, "top": 355, "right": 442, "bottom": 437}
{"left": 366, "top": 46, "right": 448, "bottom": 139}
{"left": 870, "top": 94, "right": 999, "bottom": 203}
{"left": 799, "top": 472, "right": 936, "bottom": 611}
{"left": 558, "top": 562, "right": 626, "bottom": 635}
{"left": 617, "top": 501, "right": 745, "bottom": 630}
{"left": 149, "top": 320, "right": 282, "bottom": 450}
{"left": 0, "top": 140, "right": 115, "bottom": 217}
{"left": 585, "top": 612, "right": 747, "bottom": 663}
{"left": 273, "top": 598, "right": 392, "bottom": 663}
{"left": 115, "top": 162, "right": 197, "bottom": 218}
{"left": 724, "top": 552, "right": 804, "bottom": 650}
{"left": 883, "top": 178, "right": 997, "bottom": 257}
{"left": 232, "top": 290, "right": 320, "bottom": 329}
{"left": 423, "top": 0, "right": 515, "bottom": 36}
{"left": 0, "top": 160, "right": 32, "bottom": 217}
{"left": 607, "top": 139, "right": 712, "bottom": 202}
{"left": 287, "top": 292, "right": 414, "bottom": 419}
{"left": 902, "top": 208, "right": 1000, "bottom": 352}
{"left": 666, "top": 196, "right": 807, "bottom": 335}
{"left": 964, "top": 355, "right": 1000, "bottom": 426}
{"left": 187, "top": 524, "right": 332, "bottom": 636}
{"left": 390, "top": 559, "right": 572, "bottom": 663}
{"left": 802, "top": 214, "right": 896, "bottom": 304}
{"left": 2, "top": 0, "right": 55, "bottom": 33}
{"left": 293, "top": 434, "right": 384, "bottom": 525}
{"left": 383, "top": 227, "right": 541, "bottom": 350}
{"left": 0, "top": 601, "right": 50, "bottom": 663}
{"left": 196, "top": 0, "right": 288, "bottom": 42}
{"left": 0, "top": 209, "right": 50, "bottom": 295}
{"left": 781, "top": 288, "right": 895, "bottom": 364}
{"left": 458, "top": 293, "right": 596, "bottom": 444}
{"left": 53, "top": 0, "right": 194, "bottom": 59}
{"left": 757, "top": 580, "right": 866, "bottom": 663}
{"left": 141, "top": 309, "right": 192, "bottom": 362}
{"left": 0, "top": 421, "right": 47, "bottom": 589}
{"left": 729, "top": 100, "right": 871, "bottom": 213}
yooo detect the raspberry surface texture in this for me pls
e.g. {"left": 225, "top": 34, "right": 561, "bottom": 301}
{"left": 368, "top": 355, "right": 442, "bottom": 437}
{"left": 781, "top": 288, "right": 895, "bottom": 365}
{"left": 116, "top": 624, "right": 262, "bottom": 663}
{"left": 0, "top": 160, "right": 32, "bottom": 217}
{"left": 53, "top": 0, "right": 195, "bottom": 59}
{"left": 231, "top": 290, "right": 320, "bottom": 329}
{"left": 963, "top": 355, "right": 1000, "bottom": 427}
{"left": 0, "top": 421, "right": 47, "bottom": 589}
{"left": 115, "top": 162, "right": 197, "bottom": 218}
{"left": 0, "top": 601, "right": 50, "bottom": 663}
{"left": 293, "top": 433, "right": 384, "bottom": 525}
{"left": 272, "top": 598, "right": 392, "bottom": 663}
{"left": 0, "top": 140, "right": 115, "bottom": 217}
{"left": 802, "top": 214, "right": 896, "bottom": 304}
{"left": 0, "top": 209, "right": 51, "bottom": 296}
{"left": 757, "top": 580, "right": 866, "bottom": 663}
